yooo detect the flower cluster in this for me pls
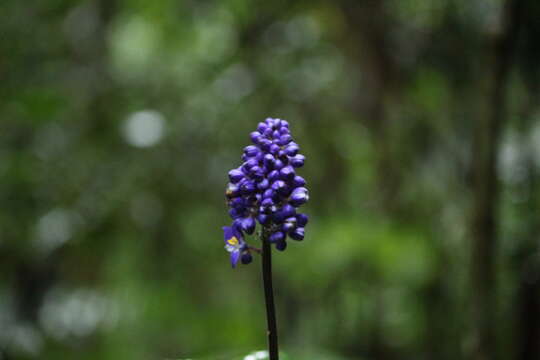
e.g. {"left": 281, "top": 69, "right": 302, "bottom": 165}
{"left": 223, "top": 118, "right": 309, "bottom": 267}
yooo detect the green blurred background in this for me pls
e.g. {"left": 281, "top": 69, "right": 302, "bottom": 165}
{"left": 1, "top": 0, "right": 540, "bottom": 359}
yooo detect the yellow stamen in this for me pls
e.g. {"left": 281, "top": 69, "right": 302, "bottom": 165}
{"left": 227, "top": 236, "right": 239, "bottom": 245}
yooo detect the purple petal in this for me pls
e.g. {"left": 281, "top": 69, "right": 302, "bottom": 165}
{"left": 230, "top": 250, "right": 241, "bottom": 268}
{"left": 223, "top": 225, "right": 243, "bottom": 244}
{"left": 222, "top": 226, "right": 235, "bottom": 243}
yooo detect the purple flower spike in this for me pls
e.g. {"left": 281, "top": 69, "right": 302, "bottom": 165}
{"left": 222, "top": 118, "right": 309, "bottom": 267}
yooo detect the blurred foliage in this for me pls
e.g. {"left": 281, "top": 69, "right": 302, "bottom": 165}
{"left": 1, "top": 0, "right": 540, "bottom": 359}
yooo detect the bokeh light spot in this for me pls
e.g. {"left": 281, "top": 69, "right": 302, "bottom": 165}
{"left": 122, "top": 110, "right": 165, "bottom": 148}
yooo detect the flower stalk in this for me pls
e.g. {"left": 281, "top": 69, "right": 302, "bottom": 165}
{"left": 261, "top": 230, "right": 279, "bottom": 360}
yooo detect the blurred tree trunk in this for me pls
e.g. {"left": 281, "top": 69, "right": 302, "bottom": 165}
{"left": 514, "top": 154, "right": 540, "bottom": 360}
{"left": 339, "top": 0, "right": 400, "bottom": 215}
{"left": 516, "top": 271, "right": 540, "bottom": 359}
{"left": 514, "top": 47, "right": 540, "bottom": 357}
{"left": 421, "top": 253, "right": 454, "bottom": 360}
{"left": 339, "top": 1, "right": 400, "bottom": 359}
{"left": 470, "top": 1, "right": 523, "bottom": 359}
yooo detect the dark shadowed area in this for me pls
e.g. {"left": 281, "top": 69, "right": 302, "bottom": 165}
{"left": 1, "top": 0, "right": 540, "bottom": 359}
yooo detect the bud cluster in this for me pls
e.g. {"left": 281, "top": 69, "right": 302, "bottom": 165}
{"left": 222, "top": 118, "right": 309, "bottom": 267}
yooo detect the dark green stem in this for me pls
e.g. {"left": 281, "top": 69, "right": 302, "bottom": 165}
{"left": 261, "top": 231, "right": 279, "bottom": 360}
